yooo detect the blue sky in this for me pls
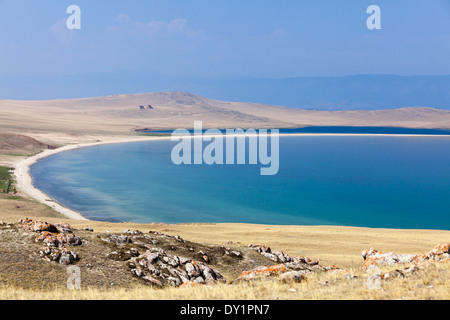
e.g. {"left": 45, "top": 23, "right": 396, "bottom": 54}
{"left": 0, "top": 0, "right": 449, "bottom": 79}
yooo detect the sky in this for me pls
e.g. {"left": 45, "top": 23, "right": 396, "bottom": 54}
{"left": 0, "top": 0, "right": 449, "bottom": 78}
{"left": 0, "top": 1, "right": 449, "bottom": 103}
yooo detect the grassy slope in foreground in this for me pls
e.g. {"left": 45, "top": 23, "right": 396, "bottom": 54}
{"left": 0, "top": 217, "right": 449, "bottom": 300}
{"left": 1, "top": 263, "right": 449, "bottom": 300}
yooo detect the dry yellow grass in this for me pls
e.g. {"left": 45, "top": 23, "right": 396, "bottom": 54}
{"left": 0, "top": 263, "right": 448, "bottom": 300}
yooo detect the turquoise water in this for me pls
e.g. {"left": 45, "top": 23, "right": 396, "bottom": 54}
{"left": 31, "top": 136, "right": 450, "bottom": 230}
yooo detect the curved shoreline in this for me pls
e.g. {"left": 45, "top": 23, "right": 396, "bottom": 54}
{"left": 14, "top": 135, "right": 174, "bottom": 221}
{"left": 13, "top": 132, "right": 450, "bottom": 221}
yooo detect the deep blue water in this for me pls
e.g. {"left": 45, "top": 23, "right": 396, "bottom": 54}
{"left": 30, "top": 135, "right": 450, "bottom": 230}
{"left": 144, "top": 126, "right": 450, "bottom": 135}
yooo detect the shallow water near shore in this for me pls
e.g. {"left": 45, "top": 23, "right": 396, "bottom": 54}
{"left": 30, "top": 135, "right": 450, "bottom": 230}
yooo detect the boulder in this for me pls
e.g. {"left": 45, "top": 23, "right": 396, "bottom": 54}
{"left": 55, "top": 223, "right": 73, "bottom": 234}
{"left": 235, "top": 264, "right": 287, "bottom": 281}
{"left": 362, "top": 243, "right": 450, "bottom": 269}
{"left": 185, "top": 262, "right": 201, "bottom": 278}
{"left": 67, "top": 234, "right": 82, "bottom": 246}
{"left": 248, "top": 244, "right": 271, "bottom": 254}
{"left": 427, "top": 243, "right": 450, "bottom": 257}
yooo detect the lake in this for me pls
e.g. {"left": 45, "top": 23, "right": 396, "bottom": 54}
{"left": 30, "top": 134, "right": 450, "bottom": 230}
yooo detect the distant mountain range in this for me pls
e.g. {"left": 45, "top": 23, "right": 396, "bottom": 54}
{"left": 1, "top": 73, "right": 449, "bottom": 111}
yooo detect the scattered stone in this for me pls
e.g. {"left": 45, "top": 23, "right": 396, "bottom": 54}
{"left": 101, "top": 234, "right": 133, "bottom": 244}
{"left": 248, "top": 244, "right": 271, "bottom": 254}
{"left": 174, "top": 235, "right": 185, "bottom": 243}
{"left": 248, "top": 244, "right": 322, "bottom": 270}
{"left": 231, "top": 251, "right": 242, "bottom": 258}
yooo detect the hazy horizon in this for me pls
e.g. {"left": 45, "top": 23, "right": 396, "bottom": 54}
{"left": 2, "top": 73, "right": 449, "bottom": 111}
{"left": 1, "top": 1, "right": 449, "bottom": 109}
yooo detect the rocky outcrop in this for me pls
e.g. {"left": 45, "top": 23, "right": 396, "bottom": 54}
{"left": 100, "top": 230, "right": 231, "bottom": 288}
{"left": 248, "top": 244, "right": 320, "bottom": 266}
{"left": 129, "top": 248, "right": 226, "bottom": 287}
{"left": 362, "top": 243, "right": 450, "bottom": 269}
{"left": 426, "top": 243, "right": 450, "bottom": 260}
{"left": 40, "top": 247, "right": 79, "bottom": 265}
{"left": 18, "top": 218, "right": 58, "bottom": 233}
{"left": 17, "top": 218, "right": 82, "bottom": 265}
{"left": 236, "top": 244, "right": 341, "bottom": 283}
{"left": 247, "top": 244, "right": 337, "bottom": 271}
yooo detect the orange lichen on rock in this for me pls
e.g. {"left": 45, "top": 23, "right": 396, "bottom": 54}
{"left": 426, "top": 243, "right": 450, "bottom": 257}
{"left": 235, "top": 264, "right": 288, "bottom": 281}
{"left": 362, "top": 243, "right": 450, "bottom": 269}
{"left": 18, "top": 218, "right": 58, "bottom": 233}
